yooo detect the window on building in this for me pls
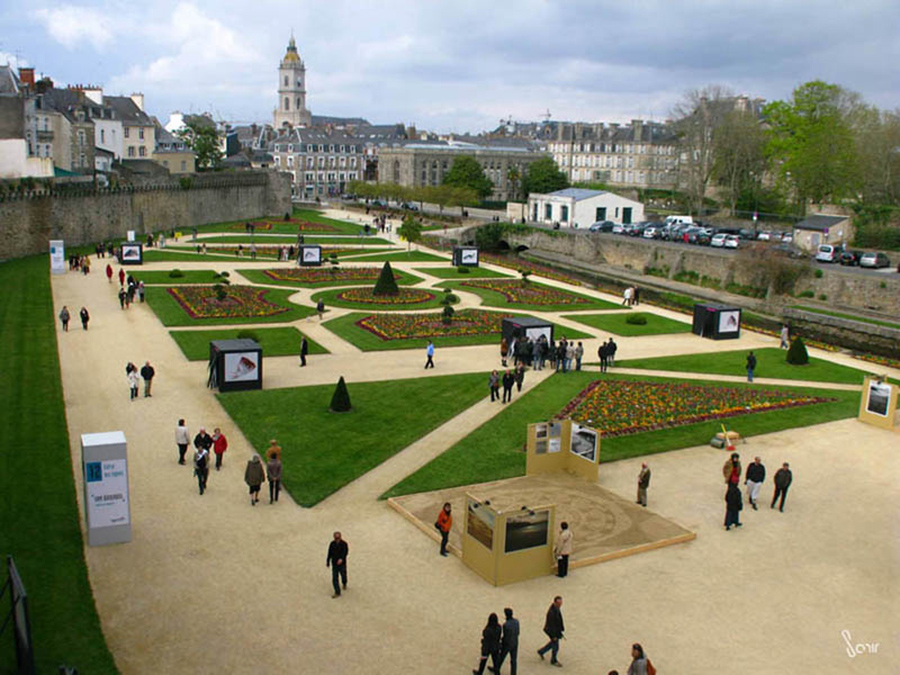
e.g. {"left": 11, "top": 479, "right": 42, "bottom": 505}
{"left": 139, "top": 128, "right": 144, "bottom": 140}
{"left": 340, "top": 145, "right": 345, "bottom": 153}
{"left": 128, "top": 146, "right": 135, "bottom": 157}
{"left": 561, "top": 205, "right": 569, "bottom": 222}
{"left": 275, "top": 156, "right": 281, "bottom": 166}
{"left": 306, "top": 172, "right": 314, "bottom": 182}
{"left": 100, "top": 129, "right": 106, "bottom": 143}
{"left": 296, "top": 98, "right": 301, "bottom": 110}
{"left": 284, "top": 75, "right": 289, "bottom": 86}
{"left": 350, "top": 158, "right": 356, "bottom": 168}
{"left": 181, "top": 160, "right": 186, "bottom": 171}
{"left": 124, "top": 127, "right": 130, "bottom": 138}
{"left": 307, "top": 157, "right": 314, "bottom": 168}
{"left": 288, "top": 157, "right": 294, "bottom": 167}
{"left": 545, "top": 204, "right": 552, "bottom": 220}
{"left": 285, "top": 98, "right": 290, "bottom": 110}
{"left": 139, "top": 147, "right": 146, "bottom": 157}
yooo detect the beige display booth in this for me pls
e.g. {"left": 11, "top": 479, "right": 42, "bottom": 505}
{"left": 460, "top": 419, "right": 600, "bottom": 586}
{"left": 858, "top": 375, "right": 900, "bottom": 431}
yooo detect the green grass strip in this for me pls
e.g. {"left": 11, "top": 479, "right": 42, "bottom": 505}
{"left": 133, "top": 270, "right": 222, "bottom": 284}
{"left": 217, "top": 372, "right": 488, "bottom": 506}
{"left": 0, "top": 256, "right": 118, "bottom": 673}
{"left": 616, "top": 347, "right": 873, "bottom": 385}
{"left": 168, "top": 327, "right": 328, "bottom": 361}
{"left": 562, "top": 311, "right": 692, "bottom": 336}
{"left": 340, "top": 250, "right": 447, "bottom": 262}
{"left": 412, "top": 267, "right": 513, "bottom": 279}
{"left": 790, "top": 306, "right": 900, "bottom": 331}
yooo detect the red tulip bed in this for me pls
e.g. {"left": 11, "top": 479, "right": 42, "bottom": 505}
{"left": 460, "top": 279, "right": 593, "bottom": 306}
{"left": 558, "top": 379, "right": 833, "bottom": 437}
{"left": 264, "top": 267, "right": 395, "bottom": 284}
{"left": 357, "top": 308, "right": 515, "bottom": 340}
{"left": 337, "top": 288, "right": 435, "bottom": 305}
{"left": 229, "top": 220, "right": 340, "bottom": 233}
{"left": 168, "top": 286, "right": 289, "bottom": 319}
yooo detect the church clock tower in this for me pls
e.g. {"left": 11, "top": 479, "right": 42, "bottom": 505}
{"left": 273, "top": 34, "right": 312, "bottom": 130}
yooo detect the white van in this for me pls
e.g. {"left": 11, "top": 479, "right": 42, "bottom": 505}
{"left": 664, "top": 215, "right": 694, "bottom": 227}
{"left": 815, "top": 244, "right": 841, "bottom": 263}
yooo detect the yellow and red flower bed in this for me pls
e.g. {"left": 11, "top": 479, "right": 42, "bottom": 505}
{"left": 168, "top": 286, "right": 289, "bottom": 319}
{"left": 357, "top": 308, "right": 514, "bottom": 340}
{"left": 460, "top": 279, "right": 592, "bottom": 306}
{"left": 229, "top": 219, "right": 339, "bottom": 232}
{"left": 559, "top": 379, "right": 833, "bottom": 437}
{"left": 264, "top": 267, "right": 395, "bottom": 285}
{"left": 337, "top": 288, "right": 435, "bottom": 305}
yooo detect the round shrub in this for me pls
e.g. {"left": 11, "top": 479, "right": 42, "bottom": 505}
{"left": 625, "top": 313, "right": 648, "bottom": 325}
{"left": 814, "top": 269, "right": 823, "bottom": 278}
{"left": 786, "top": 337, "right": 809, "bottom": 365}
{"left": 457, "top": 266, "right": 471, "bottom": 274}
{"left": 169, "top": 268, "right": 185, "bottom": 278}
{"left": 441, "top": 293, "right": 460, "bottom": 306}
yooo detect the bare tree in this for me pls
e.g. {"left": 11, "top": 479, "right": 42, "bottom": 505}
{"left": 712, "top": 110, "right": 767, "bottom": 216}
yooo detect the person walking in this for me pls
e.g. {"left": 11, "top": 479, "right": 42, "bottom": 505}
{"left": 137, "top": 280, "right": 145, "bottom": 303}
{"left": 118, "top": 268, "right": 126, "bottom": 287}
{"left": 622, "top": 286, "right": 633, "bottom": 306}
{"left": 501, "top": 337, "right": 509, "bottom": 367}
{"left": 554, "top": 522, "right": 573, "bottom": 578}
{"left": 723, "top": 452, "right": 741, "bottom": 487}
{"left": 316, "top": 298, "right": 325, "bottom": 320}
{"left": 627, "top": 644, "right": 651, "bottom": 675}
{"left": 771, "top": 462, "right": 793, "bottom": 512}
{"left": 435, "top": 502, "right": 452, "bottom": 557}
{"left": 746, "top": 351, "right": 757, "bottom": 382}
{"left": 79, "top": 306, "right": 90, "bottom": 330}
{"left": 424, "top": 340, "right": 435, "bottom": 369}
{"left": 212, "top": 427, "right": 228, "bottom": 470}
{"left": 565, "top": 342, "right": 575, "bottom": 373}
{"left": 489, "top": 370, "right": 501, "bottom": 402}
{"left": 514, "top": 364, "right": 526, "bottom": 393}
{"left": 193, "top": 443, "right": 210, "bottom": 495}
{"left": 780, "top": 325, "right": 790, "bottom": 349}
{"left": 473, "top": 613, "right": 502, "bottom": 675}
{"left": 194, "top": 428, "right": 214, "bottom": 467}
{"left": 127, "top": 368, "right": 139, "bottom": 401}
{"left": 266, "top": 438, "right": 282, "bottom": 460}
{"left": 105, "top": 263, "right": 113, "bottom": 284}
{"left": 266, "top": 451, "right": 282, "bottom": 503}
{"left": 140, "top": 361, "right": 155, "bottom": 397}
{"left": 502, "top": 369, "right": 515, "bottom": 403}
{"left": 637, "top": 462, "right": 651, "bottom": 507}
{"left": 608, "top": 338, "right": 617, "bottom": 367}
{"left": 598, "top": 341, "right": 609, "bottom": 373}
{"left": 537, "top": 596, "right": 565, "bottom": 667}
{"left": 744, "top": 456, "right": 766, "bottom": 510}
{"left": 300, "top": 335, "right": 309, "bottom": 367}
{"left": 632, "top": 287, "right": 641, "bottom": 306}
{"left": 244, "top": 454, "right": 266, "bottom": 505}
{"left": 326, "top": 532, "right": 349, "bottom": 598}
{"left": 532, "top": 338, "right": 542, "bottom": 370}
{"left": 118, "top": 287, "right": 127, "bottom": 310}
{"left": 574, "top": 342, "right": 584, "bottom": 371}
{"left": 175, "top": 419, "right": 190, "bottom": 465}
{"left": 59, "top": 306, "right": 70, "bottom": 331}
{"left": 556, "top": 340, "right": 567, "bottom": 373}
{"left": 725, "top": 482, "right": 743, "bottom": 530}
{"left": 497, "top": 607, "right": 520, "bottom": 675}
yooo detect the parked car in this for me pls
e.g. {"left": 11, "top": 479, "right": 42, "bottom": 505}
{"left": 756, "top": 231, "right": 772, "bottom": 241}
{"left": 859, "top": 252, "right": 891, "bottom": 269}
{"left": 627, "top": 224, "right": 647, "bottom": 237}
{"left": 724, "top": 235, "right": 740, "bottom": 249}
{"left": 401, "top": 202, "right": 419, "bottom": 211}
{"left": 815, "top": 244, "right": 841, "bottom": 263}
{"left": 642, "top": 226, "right": 659, "bottom": 239}
{"left": 589, "top": 220, "right": 616, "bottom": 232}
{"left": 781, "top": 232, "right": 794, "bottom": 243}
{"left": 611, "top": 223, "right": 626, "bottom": 234}
{"left": 738, "top": 228, "right": 756, "bottom": 240}
{"left": 685, "top": 227, "right": 711, "bottom": 245}
{"left": 839, "top": 250, "right": 863, "bottom": 266}
{"left": 710, "top": 233, "right": 727, "bottom": 248}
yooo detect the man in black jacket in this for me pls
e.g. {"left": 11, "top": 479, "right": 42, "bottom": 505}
{"left": 537, "top": 596, "right": 565, "bottom": 666}
{"left": 502, "top": 370, "right": 516, "bottom": 403}
{"left": 746, "top": 351, "right": 757, "bottom": 382}
{"left": 326, "top": 531, "right": 349, "bottom": 598}
{"left": 725, "top": 483, "right": 743, "bottom": 530}
{"left": 140, "top": 361, "right": 155, "bottom": 397}
{"left": 771, "top": 462, "right": 793, "bottom": 512}
{"left": 744, "top": 457, "right": 766, "bottom": 510}
{"left": 498, "top": 607, "right": 520, "bottom": 675}
{"left": 607, "top": 337, "right": 617, "bottom": 367}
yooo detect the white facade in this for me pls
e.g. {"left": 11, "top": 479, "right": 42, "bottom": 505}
{"left": 94, "top": 117, "right": 123, "bottom": 159}
{"left": 528, "top": 188, "right": 644, "bottom": 228}
{"left": 273, "top": 36, "right": 312, "bottom": 130}
{"left": 0, "top": 139, "right": 54, "bottom": 178}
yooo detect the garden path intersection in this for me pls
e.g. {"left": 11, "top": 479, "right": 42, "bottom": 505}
{"left": 50, "top": 220, "right": 898, "bottom": 674}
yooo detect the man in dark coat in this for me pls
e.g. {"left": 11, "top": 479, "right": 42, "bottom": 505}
{"left": 537, "top": 596, "right": 565, "bottom": 666}
{"left": 744, "top": 456, "right": 766, "bottom": 510}
{"left": 771, "top": 462, "right": 793, "bottom": 512}
{"left": 300, "top": 335, "right": 309, "bottom": 367}
{"left": 725, "top": 483, "right": 743, "bottom": 530}
{"left": 607, "top": 338, "right": 618, "bottom": 367}
{"left": 497, "top": 607, "right": 520, "bottom": 675}
{"left": 746, "top": 351, "right": 757, "bottom": 382}
{"left": 326, "top": 531, "right": 349, "bottom": 598}
{"left": 502, "top": 369, "right": 515, "bottom": 403}
{"left": 140, "top": 361, "right": 155, "bottom": 397}
{"left": 598, "top": 341, "right": 609, "bottom": 373}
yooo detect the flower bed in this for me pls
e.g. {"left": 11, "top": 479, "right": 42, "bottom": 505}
{"left": 481, "top": 253, "right": 575, "bottom": 283}
{"left": 264, "top": 267, "right": 396, "bottom": 284}
{"left": 230, "top": 219, "right": 339, "bottom": 233}
{"left": 460, "top": 279, "right": 592, "bottom": 306}
{"left": 357, "top": 308, "right": 514, "bottom": 340}
{"left": 337, "top": 288, "right": 435, "bottom": 305}
{"left": 558, "top": 379, "right": 833, "bottom": 438}
{"left": 167, "top": 285, "right": 290, "bottom": 319}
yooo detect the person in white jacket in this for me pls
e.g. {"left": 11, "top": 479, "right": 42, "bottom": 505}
{"left": 175, "top": 419, "right": 190, "bottom": 465}
{"left": 554, "top": 522, "right": 573, "bottom": 578}
{"left": 127, "top": 369, "right": 139, "bottom": 401}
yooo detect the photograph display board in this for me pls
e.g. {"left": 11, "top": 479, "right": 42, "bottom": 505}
{"left": 858, "top": 375, "right": 900, "bottom": 430}
{"left": 504, "top": 509, "right": 550, "bottom": 553}
{"left": 501, "top": 317, "right": 554, "bottom": 350}
{"left": 570, "top": 423, "right": 598, "bottom": 463}
{"left": 866, "top": 381, "right": 891, "bottom": 417}
{"left": 299, "top": 245, "right": 323, "bottom": 266}
{"left": 224, "top": 351, "right": 260, "bottom": 384}
{"left": 527, "top": 419, "right": 600, "bottom": 481}
{"left": 119, "top": 243, "right": 143, "bottom": 265}
{"left": 452, "top": 246, "right": 480, "bottom": 267}
{"left": 81, "top": 431, "right": 132, "bottom": 547}
{"left": 466, "top": 497, "right": 495, "bottom": 549}
{"left": 208, "top": 339, "right": 263, "bottom": 392}
{"left": 692, "top": 303, "right": 741, "bottom": 340}
{"left": 49, "top": 240, "right": 65, "bottom": 274}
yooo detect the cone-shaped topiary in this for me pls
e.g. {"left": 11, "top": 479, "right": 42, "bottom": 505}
{"left": 373, "top": 261, "right": 399, "bottom": 296}
{"left": 786, "top": 337, "right": 809, "bottom": 365}
{"left": 329, "top": 376, "right": 352, "bottom": 412}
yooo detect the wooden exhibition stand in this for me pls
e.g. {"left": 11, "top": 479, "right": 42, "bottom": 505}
{"left": 858, "top": 375, "right": 900, "bottom": 431}
{"left": 526, "top": 419, "right": 600, "bottom": 481}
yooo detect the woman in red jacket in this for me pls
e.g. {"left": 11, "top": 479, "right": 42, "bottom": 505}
{"left": 212, "top": 428, "right": 228, "bottom": 470}
{"left": 435, "top": 502, "right": 452, "bottom": 557}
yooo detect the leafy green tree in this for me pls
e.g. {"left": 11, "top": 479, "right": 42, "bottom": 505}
{"left": 397, "top": 214, "right": 423, "bottom": 251}
{"left": 523, "top": 156, "right": 569, "bottom": 195}
{"left": 442, "top": 156, "right": 493, "bottom": 200}
{"left": 176, "top": 115, "right": 222, "bottom": 170}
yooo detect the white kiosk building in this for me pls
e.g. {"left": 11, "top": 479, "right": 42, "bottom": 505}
{"left": 528, "top": 188, "right": 644, "bottom": 228}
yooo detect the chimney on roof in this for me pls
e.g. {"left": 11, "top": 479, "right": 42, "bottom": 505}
{"left": 631, "top": 119, "right": 643, "bottom": 142}
{"left": 18, "top": 67, "right": 35, "bottom": 87}
{"left": 130, "top": 92, "right": 145, "bottom": 111}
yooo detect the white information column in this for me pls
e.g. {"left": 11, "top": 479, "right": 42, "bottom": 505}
{"left": 49, "top": 240, "right": 65, "bottom": 274}
{"left": 81, "top": 431, "right": 132, "bottom": 546}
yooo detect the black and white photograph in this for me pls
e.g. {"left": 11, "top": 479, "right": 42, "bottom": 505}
{"left": 570, "top": 423, "right": 597, "bottom": 463}
{"left": 718, "top": 310, "right": 740, "bottom": 334}
{"left": 865, "top": 381, "right": 892, "bottom": 418}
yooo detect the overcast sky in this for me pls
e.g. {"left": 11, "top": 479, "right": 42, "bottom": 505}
{"left": 2, "top": 0, "right": 897, "bottom": 132}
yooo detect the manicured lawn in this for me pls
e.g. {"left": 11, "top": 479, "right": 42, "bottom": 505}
{"left": 323, "top": 311, "right": 592, "bottom": 351}
{"left": 616, "top": 347, "right": 874, "bottom": 385}
{"left": 218, "top": 372, "right": 488, "bottom": 505}
{"left": 341, "top": 250, "right": 447, "bottom": 262}
{"left": 791, "top": 305, "right": 900, "bottom": 331}
{"left": 441, "top": 279, "right": 621, "bottom": 312}
{"left": 168, "top": 327, "right": 328, "bottom": 361}
{"left": 133, "top": 270, "right": 222, "bottom": 284}
{"left": 310, "top": 287, "right": 446, "bottom": 311}
{"left": 383, "top": 372, "right": 860, "bottom": 497}
{"left": 0, "top": 256, "right": 117, "bottom": 673}
{"left": 192, "top": 234, "right": 393, "bottom": 246}
{"left": 145, "top": 285, "right": 316, "bottom": 326}
{"left": 412, "top": 266, "right": 513, "bottom": 279}
{"left": 562, "top": 311, "right": 692, "bottom": 336}
{"left": 236, "top": 267, "right": 424, "bottom": 288}
{"left": 194, "top": 210, "right": 364, "bottom": 235}
{"left": 144, "top": 249, "right": 279, "bottom": 263}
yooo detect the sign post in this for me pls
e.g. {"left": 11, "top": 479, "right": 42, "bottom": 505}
{"left": 81, "top": 431, "right": 132, "bottom": 546}
{"left": 49, "top": 240, "right": 65, "bottom": 275}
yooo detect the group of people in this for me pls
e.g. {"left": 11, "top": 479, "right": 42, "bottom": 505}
{"left": 68, "top": 254, "right": 92, "bottom": 273}
{"left": 723, "top": 453, "right": 794, "bottom": 530}
{"left": 92, "top": 241, "right": 116, "bottom": 258}
{"left": 488, "top": 366, "right": 526, "bottom": 403}
{"left": 58, "top": 305, "right": 90, "bottom": 331}
{"left": 125, "top": 361, "right": 155, "bottom": 401}
{"left": 597, "top": 338, "right": 618, "bottom": 372}
{"left": 113, "top": 268, "right": 145, "bottom": 308}
{"left": 509, "top": 335, "right": 585, "bottom": 373}
{"left": 621, "top": 286, "right": 641, "bottom": 306}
